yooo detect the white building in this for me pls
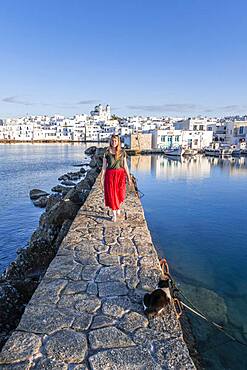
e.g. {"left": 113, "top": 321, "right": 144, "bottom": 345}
{"left": 174, "top": 117, "right": 218, "bottom": 131}
{"left": 181, "top": 130, "right": 213, "bottom": 149}
{"left": 152, "top": 129, "right": 183, "bottom": 149}
{"left": 232, "top": 121, "right": 247, "bottom": 145}
{"left": 72, "top": 122, "right": 86, "bottom": 142}
{"left": 85, "top": 123, "right": 101, "bottom": 142}
{"left": 90, "top": 104, "right": 111, "bottom": 121}
{"left": 152, "top": 129, "right": 213, "bottom": 150}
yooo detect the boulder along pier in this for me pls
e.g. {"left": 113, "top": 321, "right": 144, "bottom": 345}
{"left": 0, "top": 147, "right": 196, "bottom": 369}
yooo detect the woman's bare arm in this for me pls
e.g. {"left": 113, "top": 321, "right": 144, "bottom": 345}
{"left": 100, "top": 156, "right": 107, "bottom": 189}
{"left": 123, "top": 157, "right": 132, "bottom": 185}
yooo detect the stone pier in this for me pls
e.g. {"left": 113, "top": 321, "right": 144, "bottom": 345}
{"left": 0, "top": 178, "right": 196, "bottom": 369}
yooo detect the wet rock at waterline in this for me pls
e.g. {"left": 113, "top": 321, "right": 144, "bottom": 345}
{"left": 89, "top": 157, "right": 97, "bottom": 168}
{"left": 29, "top": 189, "right": 49, "bottom": 200}
{"left": 72, "top": 163, "right": 86, "bottom": 167}
{"left": 60, "top": 180, "right": 76, "bottom": 187}
{"left": 85, "top": 146, "right": 97, "bottom": 155}
{"left": 51, "top": 185, "right": 71, "bottom": 194}
{"left": 58, "top": 172, "right": 82, "bottom": 182}
{"left": 66, "top": 172, "right": 83, "bottom": 180}
{"left": 58, "top": 174, "right": 69, "bottom": 181}
{"left": 32, "top": 195, "right": 49, "bottom": 208}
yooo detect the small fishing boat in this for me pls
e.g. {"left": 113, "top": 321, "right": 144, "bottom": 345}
{"left": 162, "top": 146, "right": 185, "bottom": 157}
{"left": 231, "top": 149, "right": 241, "bottom": 156}
{"left": 204, "top": 147, "right": 221, "bottom": 156}
{"left": 183, "top": 148, "right": 198, "bottom": 156}
{"left": 204, "top": 143, "right": 233, "bottom": 157}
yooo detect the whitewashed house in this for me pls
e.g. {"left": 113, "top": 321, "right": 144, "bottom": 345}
{"left": 152, "top": 129, "right": 183, "bottom": 149}
{"left": 232, "top": 121, "right": 247, "bottom": 145}
{"left": 174, "top": 117, "right": 217, "bottom": 131}
{"left": 85, "top": 123, "right": 101, "bottom": 142}
{"left": 181, "top": 130, "right": 213, "bottom": 149}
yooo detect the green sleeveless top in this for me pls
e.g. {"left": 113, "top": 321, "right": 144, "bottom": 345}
{"left": 104, "top": 149, "right": 126, "bottom": 169}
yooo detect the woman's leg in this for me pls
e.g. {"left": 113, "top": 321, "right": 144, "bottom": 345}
{"left": 116, "top": 201, "right": 123, "bottom": 216}
{"left": 112, "top": 209, "right": 117, "bottom": 222}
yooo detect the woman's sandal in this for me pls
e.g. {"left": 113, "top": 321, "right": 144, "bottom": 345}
{"left": 110, "top": 215, "right": 117, "bottom": 222}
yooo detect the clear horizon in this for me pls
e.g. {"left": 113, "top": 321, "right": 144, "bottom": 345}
{"left": 1, "top": 0, "right": 247, "bottom": 118}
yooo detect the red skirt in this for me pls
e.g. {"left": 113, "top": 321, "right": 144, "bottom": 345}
{"left": 104, "top": 168, "right": 127, "bottom": 210}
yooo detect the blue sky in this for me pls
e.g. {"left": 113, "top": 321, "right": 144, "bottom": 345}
{"left": 0, "top": 0, "right": 247, "bottom": 118}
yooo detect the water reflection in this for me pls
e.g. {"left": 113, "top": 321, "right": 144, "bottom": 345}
{"left": 130, "top": 154, "right": 247, "bottom": 370}
{"left": 130, "top": 154, "right": 247, "bottom": 179}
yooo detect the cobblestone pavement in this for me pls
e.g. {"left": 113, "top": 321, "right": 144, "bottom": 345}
{"left": 0, "top": 178, "right": 196, "bottom": 369}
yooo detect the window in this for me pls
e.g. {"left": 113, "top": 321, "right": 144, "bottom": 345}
{"left": 175, "top": 136, "right": 179, "bottom": 142}
{"left": 239, "top": 126, "right": 244, "bottom": 134}
{"left": 193, "top": 125, "right": 197, "bottom": 130}
{"left": 199, "top": 125, "right": 204, "bottom": 130}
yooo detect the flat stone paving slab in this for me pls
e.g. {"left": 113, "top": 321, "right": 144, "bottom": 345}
{"left": 0, "top": 178, "right": 196, "bottom": 369}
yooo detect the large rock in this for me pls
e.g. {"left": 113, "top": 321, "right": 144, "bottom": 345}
{"left": 32, "top": 195, "right": 49, "bottom": 208}
{"left": 58, "top": 172, "right": 82, "bottom": 182}
{"left": 96, "top": 147, "right": 107, "bottom": 156}
{"left": 46, "top": 193, "right": 62, "bottom": 212}
{"left": 63, "top": 188, "right": 88, "bottom": 206}
{"left": 66, "top": 172, "right": 82, "bottom": 181}
{"left": 0, "top": 283, "right": 22, "bottom": 335}
{"left": 73, "top": 163, "right": 86, "bottom": 167}
{"left": 53, "top": 219, "right": 73, "bottom": 249}
{"left": 45, "top": 199, "right": 80, "bottom": 228}
{"left": 85, "top": 146, "right": 97, "bottom": 155}
{"left": 58, "top": 174, "right": 69, "bottom": 181}
{"left": 60, "top": 180, "right": 76, "bottom": 187}
{"left": 86, "top": 168, "right": 100, "bottom": 185}
{"left": 29, "top": 189, "right": 49, "bottom": 200}
{"left": 76, "top": 179, "right": 92, "bottom": 192}
{"left": 51, "top": 185, "right": 71, "bottom": 194}
{"left": 79, "top": 167, "right": 86, "bottom": 174}
{"left": 89, "top": 157, "right": 97, "bottom": 168}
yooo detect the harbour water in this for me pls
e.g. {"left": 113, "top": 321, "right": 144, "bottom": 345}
{"left": 130, "top": 154, "right": 247, "bottom": 370}
{"left": 0, "top": 144, "right": 247, "bottom": 369}
{"left": 0, "top": 143, "right": 91, "bottom": 274}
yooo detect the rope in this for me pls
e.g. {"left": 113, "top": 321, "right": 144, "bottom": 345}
{"left": 159, "top": 258, "right": 247, "bottom": 349}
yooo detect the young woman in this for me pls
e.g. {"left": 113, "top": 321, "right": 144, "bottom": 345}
{"left": 100, "top": 134, "right": 132, "bottom": 222}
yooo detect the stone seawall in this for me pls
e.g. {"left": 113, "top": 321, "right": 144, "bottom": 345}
{"left": 0, "top": 177, "right": 196, "bottom": 369}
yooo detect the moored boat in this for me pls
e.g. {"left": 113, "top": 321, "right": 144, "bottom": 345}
{"left": 183, "top": 148, "right": 198, "bottom": 156}
{"left": 232, "top": 149, "right": 241, "bottom": 156}
{"left": 204, "top": 143, "right": 233, "bottom": 157}
{"left": 162, "top": 146, "right": 185, "bottom": 157}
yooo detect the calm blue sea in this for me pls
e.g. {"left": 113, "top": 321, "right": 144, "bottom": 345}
{"left": 0, "top": 144, "right": 246, "bottom": 369}
{"left": 0, "top": 143, "right": 91, "bottom": 273}
{"left": 131, "top": 154, "right": 247, "bottom": 370}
